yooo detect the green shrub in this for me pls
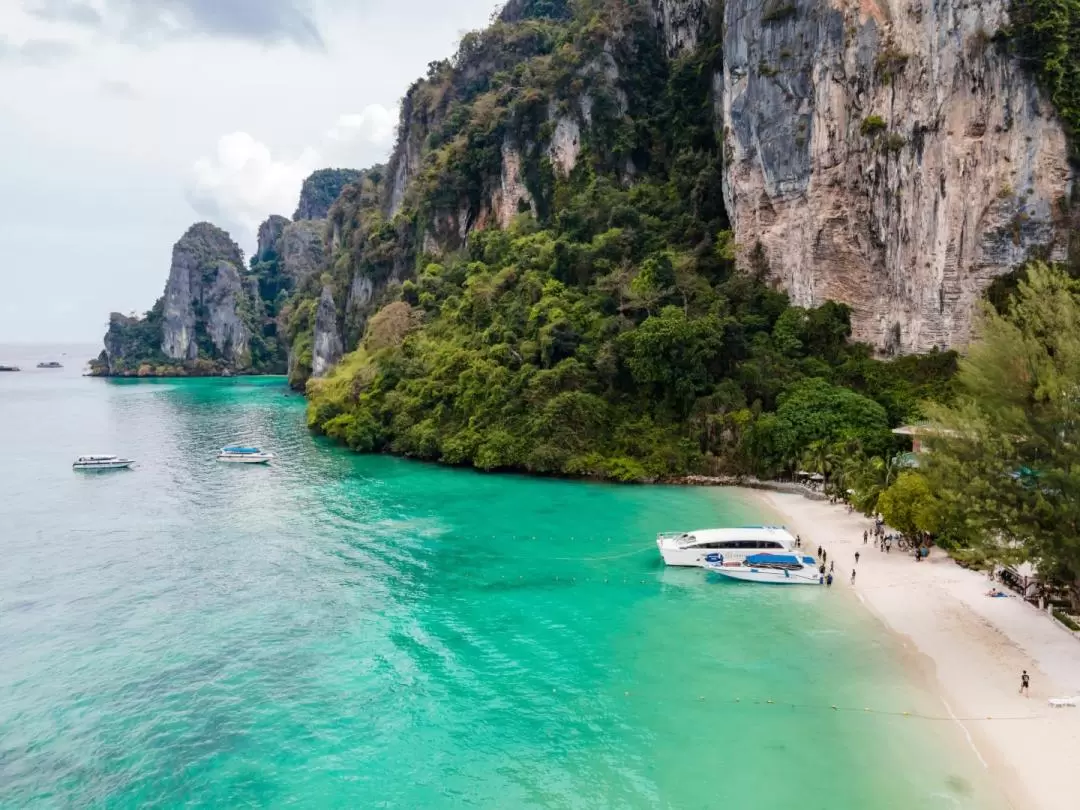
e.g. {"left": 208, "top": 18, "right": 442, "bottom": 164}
{"left": 861, "top": 115, "right": 887, "bottom": 136}
{"left": 883, "top": 133, "right": 907, "bottom": 153}
{"left": 1054, "top": 609, "right": 1080, "bottom": 631}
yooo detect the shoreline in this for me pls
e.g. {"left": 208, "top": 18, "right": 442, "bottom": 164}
{"left": 747, "top": 488, "right": 1080, "bottom": 810}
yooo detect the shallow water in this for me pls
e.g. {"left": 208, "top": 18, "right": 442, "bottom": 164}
{"left": 0, "top": 353, "right": 1002, "bottom": 808}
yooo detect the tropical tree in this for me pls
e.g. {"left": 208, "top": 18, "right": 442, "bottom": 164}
{"left": 922, "top": 263, "right": 1080, "bottom": 606}
{"left": 877, "top": 471, "right": 942, "bottom": 537}
{"left": 843, "top": 452, "right": 905, "bottom": 514}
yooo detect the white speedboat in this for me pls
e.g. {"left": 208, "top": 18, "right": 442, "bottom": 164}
{"left": 217, "top": 445, "right": 274, "bottom": 464}
{"left": 657, "top": 526, "right": 798, "bottom": 568}
{"left": 73, "top": 454, "right": 135, "bottom": 471}
{"left": 704, "top": 552, "right": 823, "bottom": 585}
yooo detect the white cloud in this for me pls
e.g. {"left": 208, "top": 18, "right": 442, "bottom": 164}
{"left": 327, "top": 103, "right": 396, "bottom": 148}
{"left": 187, "top": 131, "right": 320, "bottom": 247}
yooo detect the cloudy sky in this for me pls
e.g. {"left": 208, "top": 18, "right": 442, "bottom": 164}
{"left": 0, "top": 0, "right": 500, "bottom": 343}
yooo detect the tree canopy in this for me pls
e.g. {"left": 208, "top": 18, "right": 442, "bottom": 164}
{"left": 920, "top": 263, "right": 1080, "bottom": 601}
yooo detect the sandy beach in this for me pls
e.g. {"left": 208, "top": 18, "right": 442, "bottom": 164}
{"left": 756, "top": 489, "right": 1080, "bottom": 810}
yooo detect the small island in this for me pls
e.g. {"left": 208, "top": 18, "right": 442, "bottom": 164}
{"left": 89, "top": 169, "right": 359, "bottom": 380}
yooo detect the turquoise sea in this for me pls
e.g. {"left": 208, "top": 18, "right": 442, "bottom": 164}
{"left": 0, "top": 346, "right": 1001, "bottom": 809}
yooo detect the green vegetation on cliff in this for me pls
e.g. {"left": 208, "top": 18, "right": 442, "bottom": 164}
{"left": 303, "top": 0, "right": 957, "bottom": 480}
{"left": 294, "top": 169, "right": 365, "bottom": 220}
{"left": 1010, "top": 0, "right": 1080, "bottom": 154}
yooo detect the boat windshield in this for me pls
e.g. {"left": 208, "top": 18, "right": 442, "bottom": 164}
{"left": 221, "top": 446, "right": 261, "bottom": 453}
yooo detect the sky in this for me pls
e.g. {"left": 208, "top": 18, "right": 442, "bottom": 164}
{"left": 0, "top": 0, "right": 501, "bottom": 343}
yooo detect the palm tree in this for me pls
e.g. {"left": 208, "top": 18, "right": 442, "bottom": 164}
{"left": 849, "top": 453, "right": 905, "bottom": 515}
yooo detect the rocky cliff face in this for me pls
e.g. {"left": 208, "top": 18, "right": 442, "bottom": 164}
{"left": 651, "top": 0, "right": 708, "bottom": 57}
{"left": 161, "top": 223, "right": 251, "bottom": 363}
{"left": 278, "top": 220, "right": 326, "bottom": 281}
{"left": 256, "top": 215, "right": 290, "bottom": 263}
{"left": 312, "top": 285, "right": 343, "bottom": 377}
{"left": 716, "top": 0, "right": 1073, "bottom": 352}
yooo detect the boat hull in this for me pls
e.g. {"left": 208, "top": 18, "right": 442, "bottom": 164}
{"left": 73, "top": 461, "right": 134, "bottom": 471}
{"left": 707, "top": 565, "right": 822, "bottom": 585}
{"left": 658, "top": 546, "right": 716, "bottom": 567}
{"left": 217, "top": 455, "right": 273, "bottom": 464}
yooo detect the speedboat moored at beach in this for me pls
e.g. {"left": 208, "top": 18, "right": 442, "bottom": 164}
{"left": 217, "top": 446, "right": 274, "bottom": 464}
{"left": 73, "top": 454, "right": 135, "bottom": 471}
{"left": 704, "top": 552, "right": 823, "bottom": 585}
{"left": 656, "top": 526, "right": 798, "bottom": 568}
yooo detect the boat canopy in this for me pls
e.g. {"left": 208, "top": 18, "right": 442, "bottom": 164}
{"left": 77, "top": 455, "right": 119, "bottom": 461}
{"left": 221, "top": 446, "right": 262, "bottom": 453}
{"left": 745, "top": 553, "right": 803, "bottom": 566}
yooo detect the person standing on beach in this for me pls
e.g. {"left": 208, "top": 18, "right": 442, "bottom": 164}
{"left": 855, "top": 551, "right": 860, "bottom": 565}
{"left": 1020, "top": 670, "right": 1030, "bottom": 696}
{"left": 817, "top": 545, "right": 822, "bottom": 559}
{"left": 822, "top": 549, "right": 828, "bottom": 564}
{"left": 851, "top": 569, "right": 856, "bottom": 585}
{"left": 826, "top": 573, "right": 833, "bottom": 587}
{"left": 829, "top": 560, "right": 834, "bottom": 573}
{"left": 863, "top": 530, "right": 868, "bottom": 544}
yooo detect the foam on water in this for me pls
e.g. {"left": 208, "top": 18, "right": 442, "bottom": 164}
{"left": 0, "top": 365, "right": 1005, "bottom": 808}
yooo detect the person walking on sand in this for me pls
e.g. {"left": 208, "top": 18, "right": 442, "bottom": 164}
{"left": 850, "top": 568, "right": 856, "bottom": 585}
{"left": 863, "top": 530, "right": 868, "bottom": 545}
{"left": 829, "top": 560, "right": 834, "bottom": 573}
{"left": 826, "top": 573, "right": 834, "bottom": 587}
{"left": 817, "top": 545, "right": 822, "bottom": 559}
{"left": 855, "top": 551, "right": 860, "bottom": 565}
{"left": 1020, "top": 670, "right": 1030, "bottom": 696}
{"left": 822, "top": 549, "right": 828, "bottom": 564}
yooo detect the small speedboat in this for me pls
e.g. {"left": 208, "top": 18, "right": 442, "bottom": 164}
{"left": 73, "top": 454, "right": 135, "bottom": 471}
{"left": 37, "top": 361, "right": 63, "bottom": 369}
{"left": 0, "top": 364, "right": 20, "bottom": 372}
{"left": 704, "top": 552, "right": 823, "bottom": 585}
{"left": 217, "top": 446, "right": 274, "bottom": 464}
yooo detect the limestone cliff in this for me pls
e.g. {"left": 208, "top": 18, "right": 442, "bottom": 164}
{"left": 716, "top": 0, "right": 1073, "bottom": 352}
{"left": 312, "top": 285, "right": 343, "bottom": 378}
{"left": 256, "top": 215, "right": 290, "bottom": 263}
{"left": 161, "top": 223, "right": 251, "bottom": 363}
{"left": 650, "top": 0, "right": 708, "bottom": 57}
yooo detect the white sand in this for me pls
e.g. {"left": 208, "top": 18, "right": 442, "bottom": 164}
{"left": 755, "top": 490, "right": 1080, "bottom": 810}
